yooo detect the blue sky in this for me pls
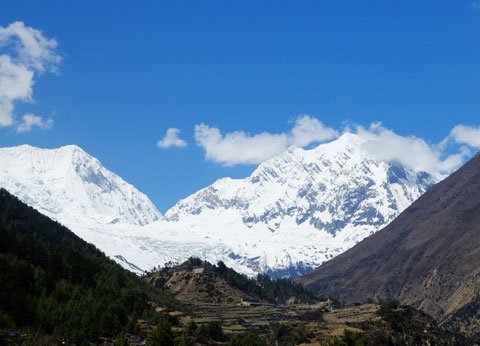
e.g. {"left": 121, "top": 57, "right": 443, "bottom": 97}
{"left": 1, "top": 1, "right": 480, "bottom": 211}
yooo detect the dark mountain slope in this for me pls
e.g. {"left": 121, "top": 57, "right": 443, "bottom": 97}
{"left": 0, "top": 189, "right": 178, "bottom": 344}
{"left": 299, "top": 153, "right": 480, "bottom": 334}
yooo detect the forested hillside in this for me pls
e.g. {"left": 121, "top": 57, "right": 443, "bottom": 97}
{"left": 0, "top": 189, "right": 178, "bottom": 344}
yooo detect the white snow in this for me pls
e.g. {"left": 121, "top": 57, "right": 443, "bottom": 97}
{"left": 0, "top": 134, "right": 438, "bottom": 277}
{"left": 150, "top": 133, "right": 438, "bottom": 277}
{"left": 0, "top": 144, "right": 160, "bottom": 226}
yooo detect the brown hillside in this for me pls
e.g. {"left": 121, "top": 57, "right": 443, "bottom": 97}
{"left": 146, "top": 260, "right": 255, "bottom": 304}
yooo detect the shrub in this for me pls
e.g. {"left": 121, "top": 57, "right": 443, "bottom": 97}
{"left": 229, "top": 333, "right": 267, "bottom": 346}
{"left": 199, "top": 321, "right": 224, "bottom": 341}
{"left": 173, "top": 333, "right": 194, "bottom": 346}
{"left": 146, "top": 319, "right": 173, "bottom": 346}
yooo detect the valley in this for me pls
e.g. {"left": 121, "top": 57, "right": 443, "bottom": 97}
{"left": 1, "top": 5, "right": 479, "bottom": 345}
{"left": 1, "top": 185, "right": 479, "bottom": 345}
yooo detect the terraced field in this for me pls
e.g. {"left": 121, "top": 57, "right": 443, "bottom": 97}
{"left": 178, "top": 302, "right": 380, "bottom": 340}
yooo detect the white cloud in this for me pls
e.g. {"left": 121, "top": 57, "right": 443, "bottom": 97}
{"left": 449, "top": 125, "right": 480, "bottom": 148}
{"left": 194, "top": 124, "right": 289, "bottom": 166}
{"left": 356, "top": 124, "right": 467, "bottom": 175}
{"left": 0, "top": 21, "right": 61, "bottom": 73}
{"left": 0, "top": 21, "right": 61, "bottom": 130}
{"left": 195, "top": 115, "right": 338, "bottom": 166}
{"left": 16, "top": 113, "right": 53, "bottom": 133}
{"left": 194, "top": 115, "right": 338, "bottom": 166}
{"left": 0, "top": 54, "right": 33, "bottom": 126}
{"left": 290, "top": 115, "right": 339, "bottom": 147}
{"left": 193, "top": 117, "right": 473, "bottom": 174}
{"left": 157, "top": 128, "right": 188, "bottom": 148}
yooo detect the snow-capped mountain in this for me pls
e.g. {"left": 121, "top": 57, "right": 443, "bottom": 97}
{"left": 0, "top": 144, "right": 160, "bottom": 227}
{"left": 0, "top": 135, "right": 439, "bottom": 277}
{"left": 166, "top": 133, "right": 434, "bottom": 233}
{"left": 148, "top": 133, "right": 438, "bottom": 277}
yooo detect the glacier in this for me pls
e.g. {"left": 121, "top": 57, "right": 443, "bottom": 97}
{"left": 0, "top": 134, "right": 439, "bottom": 277}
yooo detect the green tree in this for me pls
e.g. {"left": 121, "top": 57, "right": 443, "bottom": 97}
{"left": 186, "top": 320, "right": 197, "bottom": 333}
{"left": 146, "top": 319, "right": 174, "bottom": 346}
{"left": 229, "top": 333, "right": 267, "bottom": 346}
{"left": 0, "top": 189, "right": 180, "bottom": 343}
{"left": 199, "top": 321, "right": 224, "bottom": 341}
{"left": 173, "top": 333, "right": 194, "bottom": 346}
{"left": 113, "top": 332, "right": 131, "bottom": 346}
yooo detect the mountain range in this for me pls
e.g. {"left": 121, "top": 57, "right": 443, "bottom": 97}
{"left": 0, "top": 134, "right": 438, "bottom": 277}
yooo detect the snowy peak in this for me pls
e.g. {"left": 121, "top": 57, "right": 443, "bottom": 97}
{"left": 0, "top": 136, "right": 439, "bottom": 277}
{"left": 0, "top": 144, "right": 161, "bottom": 227}
{"left": 165, "top": 133, "right": 435, "bottom": 234}
{"left": 160, "top": 133, "right": 438, "bottom": 276}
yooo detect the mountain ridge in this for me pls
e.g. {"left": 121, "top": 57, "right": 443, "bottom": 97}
{"left": 149, "top": 133, "right": 438, "bottom": 277}
{"left": 0, "top": 143, "right": 161, "bottom": 227}
{"left": 0, "top": 135, "right": 439, "bottom": 276}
